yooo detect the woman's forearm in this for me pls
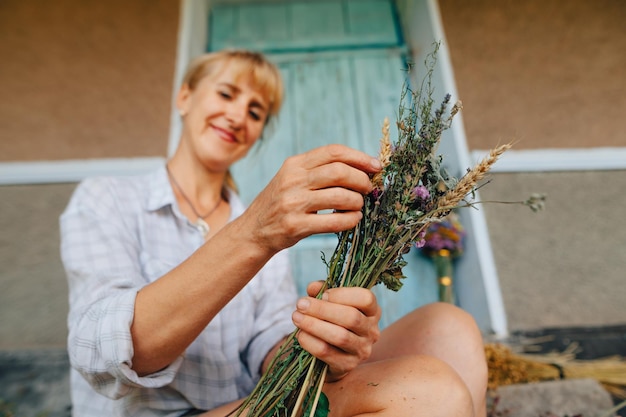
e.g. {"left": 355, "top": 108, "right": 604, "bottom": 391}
{"left": 130, "top": 217, "right": 275, "bottom": 376}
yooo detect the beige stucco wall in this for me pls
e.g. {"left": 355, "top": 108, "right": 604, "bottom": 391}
{"left": 0, "top": 0, "right": 180, "bottom": 161}
{"left": 3, "top": 1, "right": 623, "bottom": 162}
{"left": 439, "top": 0, "right": 626, "bottom": 151}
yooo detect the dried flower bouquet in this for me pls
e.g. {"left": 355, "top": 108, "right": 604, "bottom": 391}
{"left": 234, "top": 44, "right": 511, "bottom": 417}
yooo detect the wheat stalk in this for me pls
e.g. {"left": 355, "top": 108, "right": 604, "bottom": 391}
{"left": 371, "top": 117, "right": 391, "bottom": 189}
{"left": 437, "top": 143, "right": 511, "bottom": 210}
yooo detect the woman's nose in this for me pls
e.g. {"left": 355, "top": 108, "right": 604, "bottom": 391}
{"left": 225, "top": 100, "right": 246, "bottom": 127}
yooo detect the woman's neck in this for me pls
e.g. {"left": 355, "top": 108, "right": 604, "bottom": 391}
{"left": 166, "top": 155, "right": 227, "bottom": 213}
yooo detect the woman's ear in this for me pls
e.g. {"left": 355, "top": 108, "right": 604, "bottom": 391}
{"left": 176, "top": 84, "right": 192, "bottom": 117}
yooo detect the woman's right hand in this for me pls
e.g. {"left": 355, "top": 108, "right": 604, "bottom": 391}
{"left": 244, "top": 144, "right": 381, "bottom": 252}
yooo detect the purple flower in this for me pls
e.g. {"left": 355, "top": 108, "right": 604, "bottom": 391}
{"left": 419, "top": 215, "right": 465, "bottom": 256}
{"left": 412, "top": 185, "right": 430, "bottom": 201}
{"left": 415, "top": 230, "right": 426, "bottom": 248}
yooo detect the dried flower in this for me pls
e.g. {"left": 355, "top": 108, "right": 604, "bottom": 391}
{"left": 525, "top": 193, "right": 547, "bottom": 212}
{"left": 412, "top": 185, "right": 430, "bottom": 201}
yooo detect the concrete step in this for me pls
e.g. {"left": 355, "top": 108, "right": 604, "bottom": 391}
{"left": 488, "top": 379, "right": 619, "bottom": 417}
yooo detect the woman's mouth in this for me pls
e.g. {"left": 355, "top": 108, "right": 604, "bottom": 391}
{"left": 211, "top": 125, "right": 238, "bottom": 143}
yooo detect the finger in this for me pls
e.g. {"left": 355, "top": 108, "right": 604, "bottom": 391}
{"left": 294, "top": 294, "right": 378, "bottom": 339}
{"left": 293, "top": 307, "right": 366, "bottom": 358}
{"left": 322, "top": 287, "right": 381, "bottom": 319}
{"left": 300, "top": 144, "right": 381, "bottom": 174}
{"left": 278, "top": 157, "right": 373, "bottom": 197}
{"left": 295, "top": 328, "right": 360, "bottom": 375}
{"left": 304, "top": 188, "right": 365, "bottom": 213}
{"left": 306, "top": 283, "right": 379, "bottom": 315}
{"left": 306, "top": 281, "right": 326, "bottom": 298}
{"left": 295, "top": 210, "right": 364, "bottom": 236}
{"left": 260, "top": 164, "right": 369, "bottom": 215}
{"left": 306, "top": 162, "right": 374, "bottom": 195}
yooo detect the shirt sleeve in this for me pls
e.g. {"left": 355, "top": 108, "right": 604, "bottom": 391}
{"left": 60, "top": 178, "right": 182, "bottom": 400}
{"left": 244, "top": 249, "right": 298, "bottom": 382}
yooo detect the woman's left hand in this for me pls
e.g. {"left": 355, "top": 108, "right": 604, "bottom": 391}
{"left": 292, "top": 281, "right": 382, "bottom": 382}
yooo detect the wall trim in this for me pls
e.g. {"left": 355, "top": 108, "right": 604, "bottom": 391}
{"left": 0, "top": 158, "right": 165, "bottom": 185}
{"left": 472, "top": 147, "right": 626, "bottom": 173}
{"left": 3, "top": 147, "right": 621, "bottom": 185}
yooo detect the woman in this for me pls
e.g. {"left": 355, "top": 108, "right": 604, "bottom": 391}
{"left": 61, "top": 49, "right": 487, "bottom": 417}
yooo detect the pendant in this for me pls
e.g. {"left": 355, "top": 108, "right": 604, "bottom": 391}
{"left": 195, "top": 218, "right": 210, "bottom": 238}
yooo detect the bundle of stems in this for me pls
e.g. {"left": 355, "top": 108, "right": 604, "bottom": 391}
{"left": 486, "top": 343, "right": 626, "bottom": 399}
{"left": 235, "top": 44, "right": 510, "bottom": 417}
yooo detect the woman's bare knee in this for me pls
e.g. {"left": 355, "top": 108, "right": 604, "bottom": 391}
{"left": 369, "top": 303, "right": 487, "bottom": 416}
{"left": 324, "top": 355, "right": 473, "bottom": 417}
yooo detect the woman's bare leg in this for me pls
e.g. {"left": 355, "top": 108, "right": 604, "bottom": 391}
{"left": 323, "top": 354, "right": 473, "bottom": 417}
{"left": 366, "top": 302, "right": 488, "bottom": 416}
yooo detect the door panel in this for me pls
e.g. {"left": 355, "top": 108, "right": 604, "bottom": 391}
{"left": 209, "top": 0, "right": 400, "bottom": 52}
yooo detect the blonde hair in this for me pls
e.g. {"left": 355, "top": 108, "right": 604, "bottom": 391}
{"left": 183, "top": 49, "right": 284, "bottom": 118}
{"left": 181, "top": 50, "right": 284, "bottom": 192}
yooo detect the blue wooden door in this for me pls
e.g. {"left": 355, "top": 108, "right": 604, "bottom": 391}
{"left": 209, "top": 0, "right": 439, "bottom": 327}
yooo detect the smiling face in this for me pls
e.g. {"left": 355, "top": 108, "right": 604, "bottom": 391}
{"left": 178, "top": 67, "right": 269, "bottom": 171}
{"left": 175, "top": 51, "right": 284, "bottom": 174}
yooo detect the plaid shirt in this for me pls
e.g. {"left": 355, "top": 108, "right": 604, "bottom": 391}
{"left": 60, "top": 166, "right": 296, "bottom": 416}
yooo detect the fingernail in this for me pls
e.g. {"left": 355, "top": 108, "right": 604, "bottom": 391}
{"left": 321, "top": 292, "right": 329, "bottom": 301}
{"left": 292, "top": 311, "right": 303, "bottom": 324}
{"left": 370, "top": 158, "right": 382, "bottom": 170}
{"left": 297, "top": 298, "right": 310, "bottom": 311}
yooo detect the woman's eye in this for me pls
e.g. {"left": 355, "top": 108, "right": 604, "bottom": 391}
{"left": 249, "top": 111, "right": 261, "bottom": 121}
{"left": 218, "top": 90, "right": 232, "bottom": 99}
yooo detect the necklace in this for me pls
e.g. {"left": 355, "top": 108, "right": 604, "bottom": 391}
{"left": 166, "top": 165, "right": 222, "bottom": 238}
